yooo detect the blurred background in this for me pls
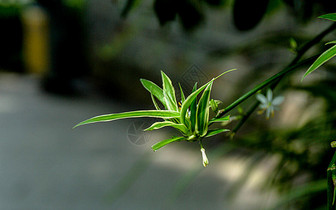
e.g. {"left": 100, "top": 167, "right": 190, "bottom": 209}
{"left": 1, "top": 0, "right": 336, "bottom": 209}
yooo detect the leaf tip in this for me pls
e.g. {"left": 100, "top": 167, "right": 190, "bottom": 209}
{"left": 300, "top": 75, "right": 307, "bottom": 82}
{"left": 213, "top": 68, "right": 237, "bottom": 80}
{"left": 73, "top": 122, "right": 84, "bottom": 129}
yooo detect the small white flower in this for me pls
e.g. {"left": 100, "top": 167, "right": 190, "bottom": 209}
{"left": 256, "top": 89, "right": 284, "bottom": 119}
{"left": 200, "top": 148, "right": 209, "bottom": 167}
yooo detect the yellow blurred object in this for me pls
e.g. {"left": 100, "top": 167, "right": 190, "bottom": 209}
{"left": 22, "top": 6, "right": 49, "bottom": 75}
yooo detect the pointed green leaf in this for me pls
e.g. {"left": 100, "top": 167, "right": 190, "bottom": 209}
{"left": 180, "top": 69, "right": 236, "bottom": 125}
{"left": 213, "top": 69, "right": 237, "bottom": 80}
{"left": 183, "top": 117, "right": 191, "bottom": 132}
{"left": 209, "top": 115, "right": 230, "bottom": 124}
{"left": 180, "top": 82, "right": 208, "bottom": 126}
{"left": 178, "top": 83, "right": 185, "bottom": 103}
{"left": 145, "top": 121, "right": 189, "bottom": 134}
{"left": 302, "top": 44, "right": 336, "bottom": 80}
{"left": 161, "top": 71, "right": 178, "bottom": 111}
{"left": 196, "top": 81, "right": 213, "bottom": 137}
{"left": 164, "top": 90, "right": 178, "bottom": 111}
{"left": 151, "top": 94, "right": 161, "bottom": 110}
{"left": 190, "top": 83, "right": 198, "bottom": 132}
{"left": 152, "top": 136, "right": 185, "bottom": 151}
{"left": 141, "top": 79, "right": 167, "bottom": 108}
{"left": 205, "top": 129, "right": 230, "bottom": 138}
{"left": 74, "top": 110, "right": 180, "bottom": 128}
{"left": 326, "top": 41, "right": 336, "bottom": 45}
{"left": 319, "top": 13, "right": 336, "bottom": 22}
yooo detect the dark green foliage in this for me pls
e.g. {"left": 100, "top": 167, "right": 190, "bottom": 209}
{"left": 153, "top": 0, "right": 204, "bottom": 30}
{"left": 282, "top": 0, "right": 336, "bottom": 22}
{"left": 282, "top": 0, "right": 313, "bottom": 22}
{"left": 232, "top": 0, "right": 270, "bottom": 31}
{"left": 154, "top": 0, "right": 177, "bottom": 25}
{"left": 233, "top": 104, "right": 335, "bottom": 209}
{"left": 176, "top": 0, "right": 204, "bottom": 31}
{"left": 204, "top": 0, "right": 226, "bottom": 6}
{"left": 118, "top": 0, "right": 336, "bottom": 31}
{"left": 0, "top": 10, "right": 23, "bottom": 72}
{"left": 121, "top": 0, "right": 138, "bottom": 18}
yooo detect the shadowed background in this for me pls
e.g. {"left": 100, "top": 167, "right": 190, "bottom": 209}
{"left": 0, "top": 0, "right": 336, "bottom": 209}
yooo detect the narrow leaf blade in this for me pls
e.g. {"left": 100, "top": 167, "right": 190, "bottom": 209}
{"left": 319, "top": 13, "right": 336, "bottom": 22}
{"left": 302, "top": 44, "right": 336, "bottom": 80}
{"left": 190, "top": 83, "right": 198, "bottom": 132}
{"left": 209, "top": 115, "right": 230, "bottom": 124}
{"left": 205, "top": 129, "right": 230, "bottom": 138}
{"left": 178, "top": 83, "right": 185, "bottom": 103}
{"left": 151, "top": 94, "right": 161, "bottom": 110}
{"left": 164, "top": 90, "right": 178, "bottom": 111}
{"left": 145, "top": 121, "right": 189, "bottom": 134}
{"left": 196, "top": 82, "right": 213, "bottom": 137}
{"left": 326, "top": 41, "right": 336, "bottom": 45}
{"left": 180, "top": 69, "right": 236, "bottom": 125}
{"left": 213, "top": 69, "right": 237, "bottom": 80}
{"left": 74, "top": 110, "right": 180, "bottom": 128}
{"left": 181, "top": 82, "right": 208, "bottom": 125}
{"left": 141, "top": 79, "right": 167, "bottom": 108}
{"left": 152, "top": 136, "right": 185, "bottom": 151}
{"left": 161, "top": 71, "right": 178, "bottom": 111}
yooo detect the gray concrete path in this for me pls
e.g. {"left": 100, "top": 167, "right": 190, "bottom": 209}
{"left": 0, "top": 73, "right": 277, "bottom": 210}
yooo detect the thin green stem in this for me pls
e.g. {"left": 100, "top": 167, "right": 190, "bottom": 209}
{"left": 232, "top": 101, "right": 260, "bottom": 134}
{"left": 292, "top": 23, "right": 336, "bottom": 66}
{"left": 216, "top": 57, "right": 316, "bottom": 118}
{"left": 216, "top": 22, "right": 336, "bottom": 131}
{"left": 199, "top": 139, "right": 204, "bottom": 149}
{"left": 327, "top": 151, "right": 336, "bottom": 209}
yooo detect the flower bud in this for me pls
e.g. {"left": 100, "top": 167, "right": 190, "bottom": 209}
{"left": 201, "top": 148, "right": 209, "bottom": 167}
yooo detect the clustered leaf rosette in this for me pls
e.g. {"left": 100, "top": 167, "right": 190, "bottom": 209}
{"left": 74, "top": 70, "right": 235, "bottom": 167}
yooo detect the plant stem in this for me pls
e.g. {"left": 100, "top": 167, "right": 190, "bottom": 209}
{"left": 216, "top": 56, "right": 315, "bottom": 118}
{"left": 232, "top": 100, "right": 259, "bottom": 134}
{"left": 327, "top": 151, "right": 336, "bottom": 209}
{"left": 291, "top": 23, "right": 336, "bottom": 66}
{"left": 216, "top": 22, "right": 336, "bottom": 131}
